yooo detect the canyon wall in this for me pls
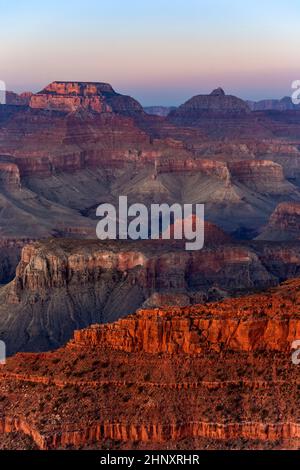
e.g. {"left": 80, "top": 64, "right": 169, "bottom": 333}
{"left": 1, "top": 279, "right": 300, "bottom": 449}
{"left": 1, "top": 238, "right": 300, "bottom": 354}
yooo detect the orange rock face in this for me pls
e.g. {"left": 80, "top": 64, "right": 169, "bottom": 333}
{"left": 72, "top": 279, "right": 300, "bottom": 354}
{"left": 29, "top": 81, "right": 114, "bottom": 113}
{"left": 1, "top": 279, "right": 300, "bottom": 449}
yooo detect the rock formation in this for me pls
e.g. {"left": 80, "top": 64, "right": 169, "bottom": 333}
{"left": 169, "top": 88, "right": 250, "bottom": 125}
{"left": 1, "top": 237, "right": 300, "bottom": 354}
{"left": 1, "top": 279, "right": 300, "bottom": 449}
{"left": 29, "top": 81, "right": 145, "bottom": 117}
{"left": 30, "top": 81, "right": 112, "bottom": 113}
{"left": 257, "top": 202, "right": 300, "bottom": 241}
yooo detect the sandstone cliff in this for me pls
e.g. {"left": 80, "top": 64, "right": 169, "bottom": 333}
{"left": 1, "top": 279, "right": 300, "bottom": 449}
{"left": 29, "top": 81, "right": 145, "bottom": 117}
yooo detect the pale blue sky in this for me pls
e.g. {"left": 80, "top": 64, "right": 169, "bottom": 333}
{"left": 1, "top": 0, "right": 299, "bottom": 105}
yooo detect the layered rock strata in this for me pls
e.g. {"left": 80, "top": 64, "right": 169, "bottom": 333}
{"left": 1, "top": 279, "right": 300, "bottom": 449}
{"left": 1, "top": 238, "right": 300, "bottom": 354}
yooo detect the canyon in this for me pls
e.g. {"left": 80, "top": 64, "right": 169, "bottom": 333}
{"left": 1, "top": 81, "right": 300, "bottom": 352}
{"left": 1, "top": 279, "right": 300, "bottom": 449}
{"left": 1, "top": 236, "right": 300, "bottom": 355}
{"left": 1, "top": 81, "right": 300, "bottom": 449}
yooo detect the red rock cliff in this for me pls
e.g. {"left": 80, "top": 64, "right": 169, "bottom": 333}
{"left": 1, "top": 279, "right": 300, "bottom": 449}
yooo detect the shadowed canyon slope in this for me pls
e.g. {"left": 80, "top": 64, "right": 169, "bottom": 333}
{"left": 1, "top": 279, "right": 300, "bottom": 449}
{"left": 1, "top": 237, "right": 300, "bottom": 355}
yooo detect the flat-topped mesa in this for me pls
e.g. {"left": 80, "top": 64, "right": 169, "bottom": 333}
{"left": 4, "top": 279, "right": 300, "bottom": 449}
{"left": 10, "top": 241, "right": 150, "bottom": 294}
{"left": 42, "top": 81, "right": 115, "bottom": 95}
{"left": 29, "top": 81, "right": 113, "bottom": 113}
{"left": 169, "top": 88, "right": 251, "bottom": 124}
{"left": 7, "top": 233, "right": 247, "bottom": 301}
{"left": 29, "top": 81, "right": 145, "bottom": 116}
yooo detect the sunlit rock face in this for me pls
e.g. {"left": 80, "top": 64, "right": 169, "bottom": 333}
{"left": 29, "top": 81, "right": 145, "bottom": 116}
{"left": 1, "top": 279, "right": 300, "bottom": 449}
{"left": 30, "top": 81, "right": 114, "bottom": 113}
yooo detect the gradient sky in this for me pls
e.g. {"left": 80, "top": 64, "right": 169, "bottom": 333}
{"left": 1, "top": 0, "right": 299, "bottom": 105}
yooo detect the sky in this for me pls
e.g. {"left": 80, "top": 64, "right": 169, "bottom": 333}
{"left": 1, "top": 0, "right": 300, "bottom": 105}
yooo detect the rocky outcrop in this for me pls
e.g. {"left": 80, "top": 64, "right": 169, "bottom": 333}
{"left": 30, "top": 81, "right": 113, "bottom": 113}
{"left": 257, "top": 202, "right": 300, "bottom": 241}
{"left": 229, "top": 159, "right": 283, "bottom": 183}
{"left": 29, "top": 81, "right": 145, "bottom": 117}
